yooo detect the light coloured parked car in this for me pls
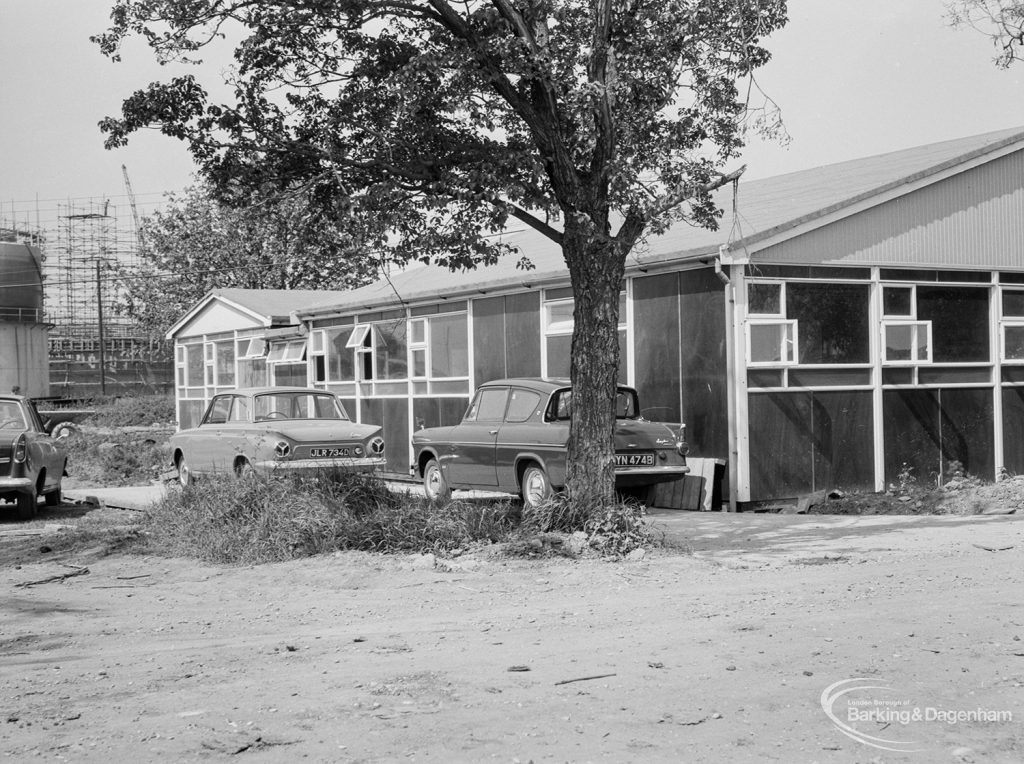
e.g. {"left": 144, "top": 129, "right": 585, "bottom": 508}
{"left": 412, "top": 378, "right": 689, "bottom": 507}
{"left": 169, "top": 387, "right": 385, "bottom": 486}
{"left": 0, "top": 394, "right": 68, "bottom": 519}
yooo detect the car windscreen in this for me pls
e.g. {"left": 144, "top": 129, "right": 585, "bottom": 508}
{"left": 254, "top": 393, "right": 350, "bottom": 421}
{"left": 547, "top": 388, "right": 640, "bottom": 421}
{"left": 0, "top": 400, "right": 27, "bottom": 430}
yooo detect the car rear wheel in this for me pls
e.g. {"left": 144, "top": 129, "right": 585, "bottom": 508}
{"left": 16, "top": 489, "right": 37, "bottom": 520}
{"left": 177, "top": 454, "right": 194, "bottom": 487}
{"left": 422, "top": 459, "right": 451, "bottom": 502}
{"left": 521, "top": 464, "right": 553, "bottom": 509}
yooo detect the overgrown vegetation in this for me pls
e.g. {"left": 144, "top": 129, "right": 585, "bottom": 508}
{"left": 137, "top": 470, "right": 656, "bottom": 564}
{"left": 141, "top": 471, "right": 520, "bottom": 564}
{"left": 82, "top": 394, "right": 176, "bottom": 428}
{"left": 64, "top": 428, "right": 170, "bottom": 487}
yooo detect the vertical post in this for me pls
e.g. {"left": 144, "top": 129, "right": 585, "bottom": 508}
{"left": 96, "top": 260, "right": 106, "bottom": 396}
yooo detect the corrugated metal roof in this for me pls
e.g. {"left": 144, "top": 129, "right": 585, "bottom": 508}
{"left": 285, "top": 125, "right": 1024, "bottom": 317}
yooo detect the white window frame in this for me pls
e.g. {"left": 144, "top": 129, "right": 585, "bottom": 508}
{"left": 1001, "top": 321, "right": 1024, "bottom": 363}
{"left": 267, "top": 339, "right": 306, "bottom": 364}
{"left": 309, "top": 330, "right": 327, "bottom": 383}
{"left": 881, "top": 320, "right": 932, "bottom": 364}
{"left": 746, "top": 319, "right": 798, "bottom": 366}
{"left": 346, "top": 324, "right": 372, "bottom": 349}
{"left": 240, "top": 336, "right": 267, "bottom": 359}
{"left": 408, "top": 318, "right": 428, "bottom": 379}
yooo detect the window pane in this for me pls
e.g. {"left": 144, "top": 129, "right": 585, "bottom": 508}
{"left": 328, "top": 328, "right": 355, "bottom": 381}
{"left": 273, "top": 363, "right": 307, "bottom": 387}
{"left": 238, "top": 358, "right": 266, "bottom": 387}
{"left": 917, "top": 286, "right": 989, "bottom": 362}
{"left": 430, "top": 314, "right": 468, "bottom": 377}
{"left": 505, "top": 390, "right": 542, "bottom": 422}
{"left": 185, "top": 345, "right": 203, "bottom": 386}
{"left": 1003, "top": 291, "right": 1024, "bottom": 317}
{"left": 410, "top": 319, "right": 426, "bottom": 344}
{"left": 228, "top": 397, "right": 250, "bottom": 421}
{"left": 748, "top": 282, "right": 781, "bottom": 314}
{"left": 1006, "top": 326, "right": 1024, "bottom": 360}
{"left": 885, "top": 324, "right": 914, "bottom": 361}
{"left": 787, "top": 282, "right": 870, "bottom": 364}
{"left": 215, "top": 340, "right": 235, "bottom": 385}
{"left": 883, "top": 287, "right": 913, "bottom": 316}
{"left": 546, "top": 301, "right": 574, "bottom": 333}
{"left": 412, "top": 349, "right": 427, "bottom": 378}
{"left": 375, "top": 321, "right": 408, "bottom": 380}
{"left": 204, "top": 397, "right": 231, "bottom": 425}
{"left": 749, "top": 324, "right": 785, "bottom": 363}
{"left": 546, "top": 335, "right": 571, "bottom": 377}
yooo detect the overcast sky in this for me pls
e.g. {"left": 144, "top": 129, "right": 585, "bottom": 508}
{"left": 1, "top": 0, "right": 1023, "bottom": 233}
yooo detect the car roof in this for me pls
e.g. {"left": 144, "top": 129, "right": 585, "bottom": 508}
{"left": 477, "top": 378, "right": 637, "bottom": 394}
{"left": 215, "top": 387, "right": 336, "bottom": 396}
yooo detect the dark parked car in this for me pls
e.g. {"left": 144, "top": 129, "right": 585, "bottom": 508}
{"left": 0, "top": 394, "right": 68, "bottom": 519}
{"left": 412, "top": 378, "right": 689, "bottom": 507}
{"left": 169, "top": 387, "right": 386, "bottom": 486}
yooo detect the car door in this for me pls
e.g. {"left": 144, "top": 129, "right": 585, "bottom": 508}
{"left": 26, "top": 400, "right": 65, "bottom": 492}
{"left": 192, "top": 395, "right": 234, "bottom": 473}
{"left": 445, "top": 386, "right": 509, "bottom": 488}
{"left": 494, "top": 387, "right": 544, "bottom": 491}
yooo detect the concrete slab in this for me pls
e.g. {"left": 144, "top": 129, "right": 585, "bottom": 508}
{"left": 647, "top": 508, "right": 1024, "bottom": 566}
{"left": 64, "top": 485, "right": 167, "bottom": 511}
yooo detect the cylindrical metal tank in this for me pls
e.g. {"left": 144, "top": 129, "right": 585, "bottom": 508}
{"left": 0, "top": 242, "right": 49, "bottom": 397}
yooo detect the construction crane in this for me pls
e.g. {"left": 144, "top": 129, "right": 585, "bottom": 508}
{"left": 121, "top": 164, "right": 146, "bottom": 252}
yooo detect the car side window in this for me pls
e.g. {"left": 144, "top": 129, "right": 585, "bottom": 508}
{"left": 505, "top": 389, "right": 541, "bottom": 423}
{"left": 464, "top": 388, "right": 509, "bottom": 422}
{"left": 204, "top": 396, "right": 232, "bottom": 425}
{"left": 228, "top": 396, "right": 250, "bottom": 422}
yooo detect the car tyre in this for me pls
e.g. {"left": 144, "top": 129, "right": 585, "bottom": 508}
{"left": 235, "top": 459, "right": 255, "bottom": 479}
{"left": 423, "top": 458, "right": 451, "bottom": 502}
{"left": 521, "top": 464, "right": 553, "bottom": 509}
{"left": 44, "top": 486, "right": 62, "bottom": 507}
{"left": 177, "top": 454, "right": 194, "bottom": 487}
{"left": 16, "top": 489, "right": 37, "bottom": 520}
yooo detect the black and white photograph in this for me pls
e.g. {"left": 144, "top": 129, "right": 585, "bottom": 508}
{"left": 2, "top": 0, "right": 1024, "bottom": 760}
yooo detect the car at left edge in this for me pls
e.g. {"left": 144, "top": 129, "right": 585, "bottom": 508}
{"left": 0, "top": 394, "right": 69, "bottom": 519}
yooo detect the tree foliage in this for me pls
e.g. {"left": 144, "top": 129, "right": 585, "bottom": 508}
{"left": 97, "top": 0, "right": 787, "bottom": 510}
{"left": 948, "top": 0, "right": 1024, "bottom": 67}
{"left": 117, "top": 183, "right": 377, "bottom": 335}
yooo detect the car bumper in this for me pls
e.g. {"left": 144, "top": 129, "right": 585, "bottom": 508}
{"left": 255, "top": 457, "right": 389, "bottom": 472}
{"left": 614, "top": 465, "right": 689, "bottom": 477}
{"left": 0, "top": 477, "right": 34, "bottom": 494}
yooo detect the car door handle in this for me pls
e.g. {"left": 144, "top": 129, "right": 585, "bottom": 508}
{"left": 489, "top": 430, "right": 498, "bottom": 435}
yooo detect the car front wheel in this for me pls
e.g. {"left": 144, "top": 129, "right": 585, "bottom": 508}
{"left": 177, "top": 455, "right": 193, "bottom": 487}
{"left": 422, "top": 459, "right": 451, "bottom": 502}
{"left": 521, "top": 464, "right": 553, "bottom": 509}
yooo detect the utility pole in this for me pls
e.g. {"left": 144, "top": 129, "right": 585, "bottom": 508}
{"left": 96, "top": 260, "right": 106, "bottom": 396}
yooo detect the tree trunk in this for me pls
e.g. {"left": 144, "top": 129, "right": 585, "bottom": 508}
{"left": 562, "top": 226, "right": 627, "bottom": 513}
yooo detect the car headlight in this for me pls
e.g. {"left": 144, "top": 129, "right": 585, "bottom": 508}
{"left": 274, "top": 441, "right": 291, "bottom": 459}
{"left": 354, "top": 445, "right": 364, "bottom": 457}
{"left": 369, "top": 437, "right": 385, "bottom": 455}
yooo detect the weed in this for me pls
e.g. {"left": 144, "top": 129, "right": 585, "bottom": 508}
{"left": 64, "top": 428, "right": 170, "bottom": 486}
{"left": 84, "top": 395, "right": 176, "bottom": 428}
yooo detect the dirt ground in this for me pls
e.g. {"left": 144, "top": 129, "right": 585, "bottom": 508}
{"left": 2, "top": 499, "right": 1024, "bottom": 763}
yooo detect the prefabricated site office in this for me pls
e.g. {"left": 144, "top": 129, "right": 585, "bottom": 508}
{"left": 167, "top": 127, "right": 1024, "bottom": 508}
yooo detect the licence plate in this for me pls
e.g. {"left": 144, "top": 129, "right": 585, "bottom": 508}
{"left": 614, "top": 452, "right": 654, "bottom": 467}
{"left": 309, "top": 447, "right": 352, "bottom": 458}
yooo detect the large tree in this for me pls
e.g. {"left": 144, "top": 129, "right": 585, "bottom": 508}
{"left": 119, "top": 182, "right": 377, "bottom": 335}
{"left": 948, "top": 1, "right": 1024, "bottom": 67}
{"left": 96, "top": 0, "right": 787, "bottom": 511}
